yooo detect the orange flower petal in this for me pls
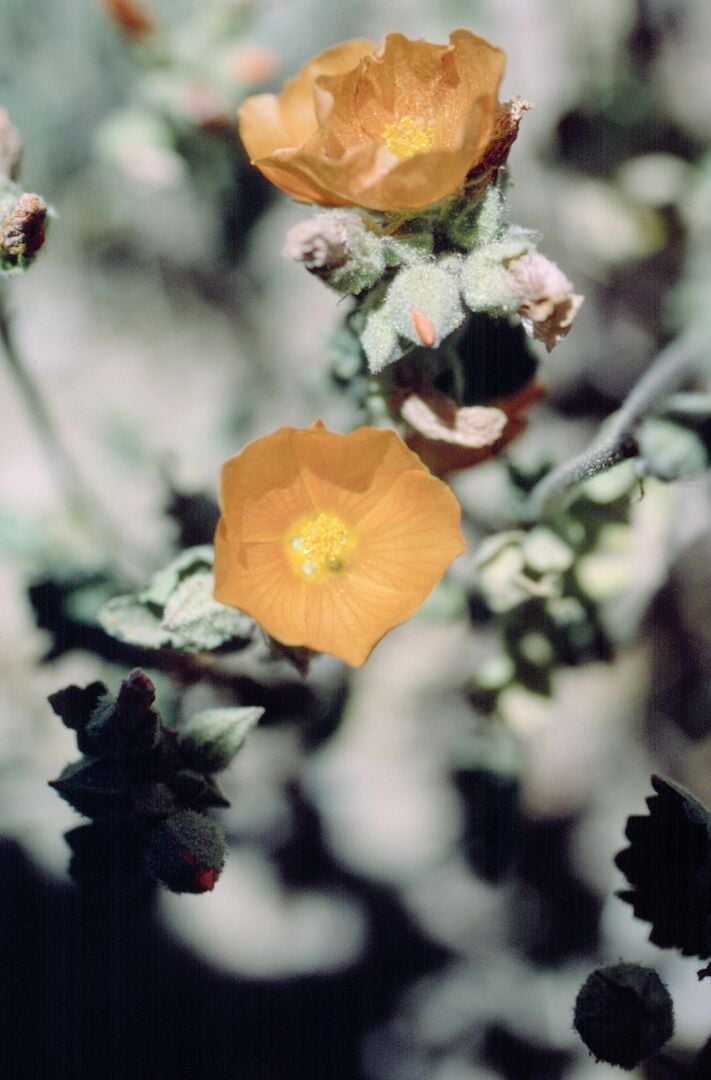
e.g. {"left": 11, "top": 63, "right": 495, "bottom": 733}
{"left": 238, "top": 39, "right": 374, "bottom": 157}
{"left": 213, "top": 425, "right": 465, "bottom": 666}
{"left": 237, "top": 30, "right": 509, "bottom": 211}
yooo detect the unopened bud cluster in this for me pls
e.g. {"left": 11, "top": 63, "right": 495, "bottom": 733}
{"left": 48, "top": 669, "right": 263, "bottom": 893}
{"left": 0, "top": 110, "right": 50, "bottom": 273}
{"left": 472, "top": 465, "right": 636, "bottom": 700}
{"left": 284, "top": 181, "right": 583, "bottom": 377}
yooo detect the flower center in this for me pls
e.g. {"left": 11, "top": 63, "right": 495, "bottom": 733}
{"left": 285, "top": 511, "right": 355, "bottom": 582}
{"left": 381, "top": 115, "right": 435, "bottom": 159}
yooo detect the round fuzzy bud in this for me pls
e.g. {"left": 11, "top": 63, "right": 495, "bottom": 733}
{"left": 145, "top": 810, "right": 225, "bottom": 894}
{"left": 573, "top": 963, "right": 674, "bottom": 1070}
{"left": 283, "top": 210, "right": 387, "bottom": 294}
{"left": 1, "top": 192, "right": 47, "bottom": 260}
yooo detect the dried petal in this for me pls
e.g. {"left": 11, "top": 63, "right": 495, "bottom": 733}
{"left": 400, "top": 391, "right": 507, "bottom": 448}
{"left": 0, "top": 193, "right": 47, "bottom": 259}
{"left": 507, "top": 251, "right": 584, "bottom": 352}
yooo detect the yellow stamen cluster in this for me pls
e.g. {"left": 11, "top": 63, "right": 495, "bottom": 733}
{"left": 381, "top": 115, "right": 435, "bottom": 159}
{"left": 285, "top": 511, "right": 355, "bottom": 581}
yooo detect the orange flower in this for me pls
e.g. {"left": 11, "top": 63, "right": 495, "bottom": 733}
{"left": 238, "top": 30, "right": 508, "bottom": 212}
{"left": 213, "top": 423, "right": 465, "bottom": 666}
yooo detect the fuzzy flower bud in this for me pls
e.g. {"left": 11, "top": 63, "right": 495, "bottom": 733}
{"left": 283, "top": 217, "right": 349, "bottom": 271}
{"left": 145, "top": 810, "right": 225, "bottom": 893}
{"left": 283, "top": 210, "right": 386, "bottom": 294}
{"left": 573, "top": 963, "right": 674, "bottom": 1070}
{"left": 0, "top": 109, "right": 22, "bottom": 180}
{"left": 0, "top": 192, "right": 47, "bottom": 261}
{"left": 506, "top": 252, "right": 583, "bottom": 352}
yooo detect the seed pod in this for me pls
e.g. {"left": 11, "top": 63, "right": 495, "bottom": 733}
{"left": 573, "top": 962, "right": 674, "bottom": 1070}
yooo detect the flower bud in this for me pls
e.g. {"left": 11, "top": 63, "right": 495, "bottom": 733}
{"left": 49, "top": 757, "right": 126, "bottom": 819}
{"left": 573, "top": 963, "right": 674, "bottom": 1070}
{"left": 81, "top": 668, "right": 161, "bottom": 756}
{"left": 506, "top": 252, "right": 583, "bottom": 352}
{"left": 283, "top": 210, "right": 386, "bottom": 294}
{"left": 145, "top": 810, "right": 225, "bottom": 893}
{"left": 0, "top": 192, "right": 47, "bottom": 262}
{"left": 460, "top": 234, "right": 534, "bottom": 314}
{"left": 387, "top": 261, "right": 465, "bottom": 347}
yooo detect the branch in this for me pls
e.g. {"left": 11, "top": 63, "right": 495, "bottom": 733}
{"left": 527, "top": 332, "right": 709, "bottom": 519}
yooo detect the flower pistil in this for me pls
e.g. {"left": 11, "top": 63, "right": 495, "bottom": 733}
{"left": 285, "top": 510, "right": 356, "bottom": 581}
{"left": 381, "top": 115, "right": 435, "bottom": 159}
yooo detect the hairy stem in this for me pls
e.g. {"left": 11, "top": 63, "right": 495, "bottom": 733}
{"left": 527, "top": 332, "right": 709, "bottom": 519}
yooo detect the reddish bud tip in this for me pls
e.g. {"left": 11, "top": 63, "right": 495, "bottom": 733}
{"left": 193, "top": 866, "right": 219, "bottom": 892}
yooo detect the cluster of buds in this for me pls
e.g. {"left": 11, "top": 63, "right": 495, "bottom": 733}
{"left": 472, "top": 466, "right": 636, "bottom": 700}
{"left": 241, "top": 30, "right": 584, "bottom": 472}
{"left": 0, "top": 109, "right": 48, "bottom": 272}
{"left": 285, "top": 187, "right": 582, "bottom": 373}
{"left": 48, "top": 669, "right": 263, "bottom": 893}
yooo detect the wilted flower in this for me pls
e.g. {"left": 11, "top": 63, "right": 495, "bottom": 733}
{"left": 238, "top": 30, "right": 522, "bottom": 212}
{"left": 282, "top": 216, "right": 350, "bottom": 271}
{"left": 394, "top": 377, "right": 544, "bottom": 477}
{"left": 506, "top": 252, "right": 584, "bottom": 352}
{"left": 213, "top": 422, "right": 465, "bottom": 666}
{"left": 400, "top": 390, "right": 508, "bottom": 449}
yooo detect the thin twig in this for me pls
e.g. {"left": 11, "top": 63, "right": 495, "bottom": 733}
{"left": 0, "top": 286, "right": 90, "bottom": 516}
{"left": 527, "top": 332, "right": 709, "bottom": 519}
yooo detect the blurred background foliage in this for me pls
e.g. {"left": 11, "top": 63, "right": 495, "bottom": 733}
{"left": 2, "top": 1, "right": 711, "bottom": 1078}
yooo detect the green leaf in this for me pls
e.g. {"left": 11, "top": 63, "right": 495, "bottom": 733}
{"left": 99, "top": 546, "right": 254, "bottom": 653}
{"left": 637, "top": 416, "right": 709, "bottom": 481}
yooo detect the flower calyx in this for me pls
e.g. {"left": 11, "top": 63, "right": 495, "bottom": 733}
{"left": 48, "top": 668, "right": 263, "bottom": 893}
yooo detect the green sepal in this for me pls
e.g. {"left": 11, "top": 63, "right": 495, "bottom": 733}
{"left": 264, "top": 634, "right": 317, "bottom": 676}
{"left": 47, "top": 681, "right": 109, "bottom": 733}
{"left": 445, "top": 182, "right": 509, "bottom": 250}
{"left": 361, "top": 259, "right": 465, "bottom": 373}
{"left": 360, "top": 300, "right": 400, "bottom": 374}
{"left": 460, "top": 229, "right": 537, "bottom": 315}
{"left": 49, "top": 757, "right": 126, "bottom": 818}
{"left": 180, "top": 706, "right": 264, "bottom": 773}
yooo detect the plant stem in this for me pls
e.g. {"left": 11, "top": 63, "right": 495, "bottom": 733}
{"left": 0, "top": 285, "right": 100, "bottom": 529}
{"left": 527, "top": 331, "right": 710, "bottom": 519}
